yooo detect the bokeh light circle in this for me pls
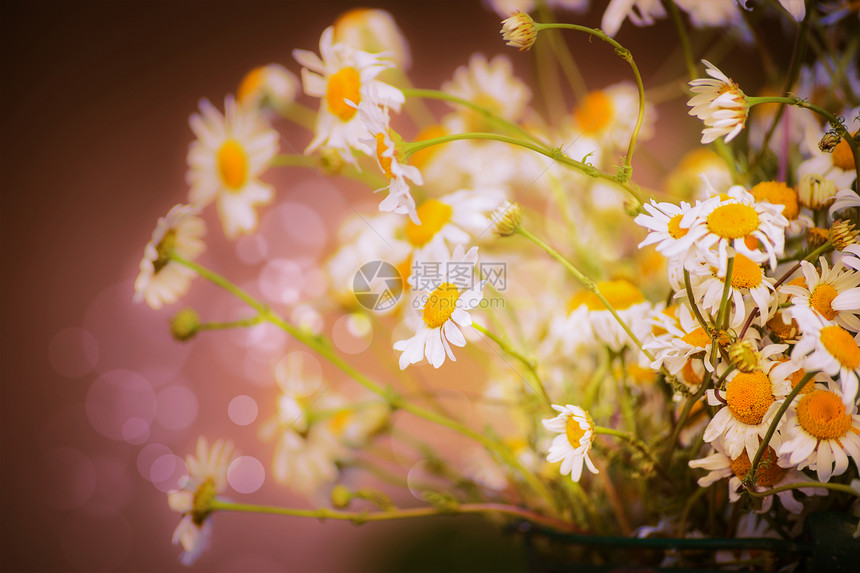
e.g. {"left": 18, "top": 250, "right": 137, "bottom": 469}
{"left": 228, "top": 395, "right": 259, "bottom": 426}
{"left": 331, "top": 313, "right": 373, "bottom": 354}
{"left": 227, "top": 456, "right": 265, "bottom": 494}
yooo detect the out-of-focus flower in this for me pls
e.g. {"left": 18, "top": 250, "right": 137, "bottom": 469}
{"left": 134, "top": 204, "right": 206, "bottom": 310}
{"left": 542, "top": 404, "right": 598, "bottom": 482}
{"left": 333, "top": 8, "right": 411, "bottom": 70}
{"left": 777, "top": 0, "right": 806, "bottom": 21}
{"left": 237, "top": 64, "right": 299, "bottom": 112}
{"left": 687, "top": 60, "right": 748, "bottom": 144}
{"left": 394, "top": 245, "right": 486, "bottom": 369}
{"left": 675, "top": 0, "right": 743, "bottom": 29}
{"left": 187, "top": 97, "right": 279, "bottom": 239}
{"left": 293, "top": 26, "right": 404, "bottom": 165}
{"left": 797, "top": 173, "right": 839, "bottom": 210}
{"left": 601, "top": 0, "right": 666, "bottom": 37}
{"left": 168, "top": 437, "right": 237, "bottom": 565}
{"left": 573, "top": 83, "right": 655, "bottom": 150}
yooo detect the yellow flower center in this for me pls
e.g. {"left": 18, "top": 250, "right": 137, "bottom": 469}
{"left": 565, "top": 414, "right": 591, "bottom": 447}
{"left": 328, "top": 410, "right": 352, "bottom": 435}
{"left": 191, "top": 477, "right": 216, "bottom": 526}
{"left": 729, "top": 447, "right": 786, "bottom": 488}
{"left": 820, "top": 325, "right": 860, "bottom": 369}
{"left": 750, "top": 181, "right": 799, "bottom": 220}
{"left": 682, "top": 327, "right": 711, "bottom": 349}
{"left": 832, "top": 137, "right": 856, "bottom": 171}
{"left": 574, "top": 91, "right": 613, "bottom": 135}
{"left": 706, "top": 203, "right": 760, "bottom": 239}
{"left": 405, "top": 200, "right": 454, "bottom": 247}
{"left": 422, "top": 282, "right": 461, "bottom": 328}
{"left": 810, "top": 283, "right": 839, "bottom": 320}
{"left": 766, "top": 312, "right": 798, "bottom": 340}
{"left": 410, "top": 125, "right": 447, "bottom": 169}
{"left": 375, "top": 133, "right": 394, "bottom": 178}
{"left": 581, "top": 280, "right": 645, "bottom": 311}
{"left": 237, "top": 66, "right": 266, "bottom": 105}
{"left": 796, "top": 390, "right": 854, "bottom": 440}
{"left": 728, "top": 253, "right": 763, "bottom": 289}
{"left": 667, "top": 214, "right": 688, "bottom": 239}
{"left": 217, "top": 139, "right": 249, "bottom": 190}
{"left": 681, "top": 358, "right": 703, "bottom": 387}
{"left": 726, "top": 371, "right": 773, "bottom": 425}
{"left": 153, "top": 230, "right": 177, "bottom": 273}
{"left": 326, "top": 66, "right": 361, "bottom": 121}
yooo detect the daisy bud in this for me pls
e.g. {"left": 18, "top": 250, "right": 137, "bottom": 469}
{"left": 500, "top": 11, "right": 537, "bottom": 52}
{"left": 170, "top": 308, "right": 200, "bottom": 342}
{"left": 818, "top": 131, "right": 841, "bottom": 153}
{"left": 797, "top": 174, "right": 837, "bottom": 209}
{"left": 491, "top": 201, "right": 523, "bottom": 237}
{"left": 728, "top": 340, "right": 759, "bottom": 373}
{"left": 319, "top": 146, "right": 346, "bottom": 174}
{"left": 330, "top": 485, "right": 353, "bottom": 509}
{"left": 829, "top": 219, "right": 860, "bottom": 251}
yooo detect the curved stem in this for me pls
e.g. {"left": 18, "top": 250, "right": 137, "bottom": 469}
{"left": 171, "top": 254, "right": 556, "bottom": 508}
{"left": 535, "top": 23, "right": 645, "bottom": 179}
{"left": 210, "top": 500, "right": 580, "bottom": 532}
{"left": 472, "top": 323, "right": 552, "bottom": 408}
{"left": 745, "top": 481, "right": 860, "bottom": 498}
{"left": 684, "top": 269, "right": 711, "bottom": 332}
{"left": 197, "top": 315, "right": 264, "bottom": 332}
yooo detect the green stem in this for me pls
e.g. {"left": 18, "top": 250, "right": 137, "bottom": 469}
{"left": 400, "top": 88, "right": 548, "bottom": 146}
{"left": 663, "top": 0, "right": 697, "bottom": 81}
{"left": 743, "top": 372, "right": 815, "bottom": 487}
{"left": 209, "top": 500, "right": 580, "bottom": 532}
{"left": 683, "top": 269, "right": 711, "bottom": 333}
{"left": 516, "top": 226, "right": 659, "bottom": 367}
{"left": 403, "top": 132, "right": 645, "bottom": 207}
{"left": 472, "top": 323, "right": 552, "bottom": 408}
{"left": 197, "top": 315, "right": 264, "bottom": 331}
{"left": 171, "top": 254, "right": 556, "bottom": 508}
{"left": 271, "top": 153, "right": 387, "bottom": 188}
{"left": 535, "top": 23, "right": 645, "bottom": 179}
{"left": 747, "top": 96, "right": 860, "bottom": 186}
{"left": 278, "top": 102, "right": 317, "bottom": 131}
{"left": 745, "top": 481, "right": 860, "bottom": 498}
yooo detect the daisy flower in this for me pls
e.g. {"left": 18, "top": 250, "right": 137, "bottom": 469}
{"left": 134, "top": 204, "right": 206, "bottom": 310}
{"left": 684, "top": 185, "right": 788, "bottom": 276}
{"left": 355, "top": 100, "right": 422, "bottom": 223}
{"left": 791, "top": 307, "right": 860, "bottom": 404}
{"left": 689, "top": 439, "right": 823, "bottom": 513}
{"left": 236, "top": 63, "right": 299, "bottom": 112}
{"left": 441, "top": 53, "right": 531, "bottom": 133}
{"left": 293, "top": 26, "right": 404, "bottom": 165}
{"left": 703, "top": 369, "right": 788, "bottom": 460}
{"left": 646, "top": 303, "right": 718, "bottom": 377}
{"left": 687, "top": 60, "right": 749, "bottom": 144}
{"left": 798, "top": 108, "right": 859, "bottom": 191}
{"left": 688, "top": 253, "right": 777, "bottom": 329}
{"left": 333, "top": 8, "right": 411, "bottom": 70}
{"left": 261, "top": 426, "right": 342, "bottom": 496}
{"left": 500, "top": 11, "right": 537, "bottom": 52}
{"left": 403, "top": 188, "right": 505, "bottom": 260}
{"left": 542, "top": 404, "right": 599, "bottom": 482}
{"left": 394, "top": 245, "right": 486, "bottom": 369}
{"left": 634, "top": 199, "right": 702, "bottom": 265}
{"left": 187, "top": 97, "right": 279, "bottom": 239}
{"left": 572, "top": 83, "right": 655, "bottom": 150}
{"left": 778, "top": 384, "right": 860, "bottom": 482}
{"left": 167, "top": 437, "right": 237, "bottom": 565}
{"left": 781, "top": 257, "right": 860, "bottom": 332}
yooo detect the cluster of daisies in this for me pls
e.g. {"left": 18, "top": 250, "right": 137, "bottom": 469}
{"left": 132, "top": 1, "right": 860, "bottom": 568}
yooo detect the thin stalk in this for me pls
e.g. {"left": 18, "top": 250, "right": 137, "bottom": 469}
{"left": 663, "top": 0, "right": 697, "bottom": 81}
{"left": 472, "top": 323, "right": 552, "bottom": 408}
{"left": 197, "top": 315, "right": 264, "bottom": 331}
{"left": 745, "top": 481, "right": 860, "bottom": 498}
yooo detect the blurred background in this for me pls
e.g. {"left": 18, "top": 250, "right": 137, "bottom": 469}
{"left": 1, "top": 1, "right": 787, "bottom": 571}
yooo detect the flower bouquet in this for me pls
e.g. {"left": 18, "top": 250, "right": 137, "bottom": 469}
{"left": 134, "top": 1, "right": 860, "bottom": 570}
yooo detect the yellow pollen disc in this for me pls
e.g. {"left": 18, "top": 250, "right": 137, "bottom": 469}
{"left": 396, "top": 255, "right": 413, "bottom": 292}
{"left": 681, "top": 359, "right": 703, "bottom": 386}
{"left": 820, "top": 325, "right": 860, "bottom": 369}
{"left": 375, "top": 133, "right": 394, "bottom": 178}
{"left": 810, "top": 283, "right": 839, "bottom": 320}
{"left": 726, "top": 371, "right": 774, "bottom": 425}
{"left": 237, "top": 66, "right": 266, "bottom": 105}
{"left": 796, "top": 390, "right": 853, "bottom": 440}
{"left": 326, "top": 66, "right": 361, "bottom": 121}
{"left": 766, "top": 313, "right": 798, "bottom": 340}
{"left": 667, "top": 214, "right": 688, "bottom": 239}
{"left": 582, "top": 280, "right": 645, "bottom": 311}
{"left": 706, "top": 203, "right": 760, "bottom": 239}
{"left": 217, "top": 139, "right": 249, "bottom": 190}
{"left": 410, "top": 125, "right": 447, "bottom": 169}
{"left": 422, "top": 282, "right": 461, "bottom": 328}
{"left": 565, "top": 415, "right": 590, "bottom": 446}
{"left": 153, "top": 230, "right": 177, "bottom": 273}
{"left": 832, "top": 138, "right": 856, "bottom": 171}
{"left": 729, "top": 448, "right": 786, "bottom": 487}
{"left": 574, "top": 91, "right": 614, "bottom": 135}
{"left": 787, "top": 276, "right": 807, "bottom": 291}
{"left": 729, "top": 254, "right": 763, "bottom": 289}
{"left": 405, "top": 200, "right": 454, "bottom": 247}
{"left": 751, "top": 181, "right": 799, "bottom": 220}
{"left": 328, "top": 410, "right": 352, "bottom": 435}
{"left": 682, "top": 327, "right": 711, "bottom": 349}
